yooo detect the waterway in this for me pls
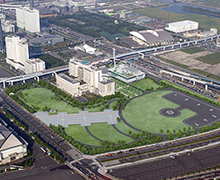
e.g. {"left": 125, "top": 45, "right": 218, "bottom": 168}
{"left": 157, "top": 0, "right": 220, "bottom": 17}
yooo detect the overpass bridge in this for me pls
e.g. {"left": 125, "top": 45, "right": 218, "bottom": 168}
{"left": 0, "top": 65, "right": 69, "bottom": 88}
{"left": 110, "top": 35, "right": 220, "bottom": 61}
{"left": 0, "top": 35, "right": 219, "bottom": 88}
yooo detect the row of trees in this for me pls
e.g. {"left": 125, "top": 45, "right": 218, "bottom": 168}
{"left": 3, "top": 108, "right": 28, "bottom": 131}
{"left": 39, "top": 54, "right": 67, "bottom": 69}
{"left": 165, "top": 121, "right": 220, "bottom": 140}
{"left": 112, "top": 97, "right": 127, "bottom": 110}
{"left": 31, "top": 133, "right": 65, "bottom": 163}
{"left": 45, "top": 12, "right": 145, "bottom": 38}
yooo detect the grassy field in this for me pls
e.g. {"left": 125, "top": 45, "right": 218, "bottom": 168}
{"left": 195, "top": 0, "right": 220, "bottom": 8}
{"left": 109, "top": 100, "right": 117, "bottom": 109}
{"left": 84, "top": 105, "right": 105, "bottom": 112}
{"left": 88, "top": 123, "right": 134, "bottom": 144}
{"left": 181, "top": 47, "right": 206, "bottom": 54}
{"left": 65, "top": 125, "right": 101, "bottom": 146}
{"left": 196, "top": 52, "right": 220, "bottom": 65}
{"left": 133, "top": 7, "right": 220, "bottom": 32}
{"left": 131, "top": 78, "right": 163, "bottom": 91}
{"left": 19, "top": 88, "right": 81, "bottom": 113}
{"left": 122, "top": 91, "right": 196, "bottom": 134}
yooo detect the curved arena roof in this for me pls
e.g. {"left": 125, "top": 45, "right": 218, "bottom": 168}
{"left": 130, "top": 29, "right": 174, "bottom": 43}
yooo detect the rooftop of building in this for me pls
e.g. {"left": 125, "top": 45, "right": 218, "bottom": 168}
{"left": 29, "top": 34, "right": 63, "bottom": 43}
{"left": 25, "top": 58, "right": 44, "bottom": 65}
{"left": 38, "top": 7, "right": 54, "bottom": 15}
{"left": 109, "top": 64, "right": 144, "bottom": 78}
{"left": 166, "top": 20, "right": 198, "bottom": 27}
{"left": 100, "top": 79, "right": 114, "bottom": 85}
{"left": 0, "top": 123, "right": 27, "bottom": 151}
{"left": 130, "top": 29, "right": 174, "bottom": 43}
{"left": 58, "top": 73, "right": 80, "bottom": 84}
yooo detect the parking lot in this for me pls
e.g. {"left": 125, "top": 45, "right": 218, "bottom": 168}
{"left": 163, "top": 91, "right": 220, "bottom": 128}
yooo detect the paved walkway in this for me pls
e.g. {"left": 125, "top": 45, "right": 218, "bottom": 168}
{"left": 34, "top": 109, "right": 119, "bottom": 127}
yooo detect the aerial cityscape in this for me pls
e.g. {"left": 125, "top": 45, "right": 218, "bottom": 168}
{"left": 1, "top": 0, "right": 220, "bottom": 179}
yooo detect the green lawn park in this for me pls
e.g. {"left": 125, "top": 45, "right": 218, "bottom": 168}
{"left": 65, "top": 125, "right": 101, "bottom": 146}
{"left": 131, "top": 78, "right": 163, "bottom": 91}
{"left": 122, "top": 91, "right": 196, "bottom": 134}
{"left": 64, "top": 121, "right": 139, "bottom": 146}
{"left": 18, "top": 88, "right": 81, "bottom": 113}
{"left": 196, "top": 52, "right": 220, "bottom": 65}
{"left": 181, "top": 47, "right": 205, "bottom": 54}
{"left": 133, "top": 7, "right": 220, "bottom": 32}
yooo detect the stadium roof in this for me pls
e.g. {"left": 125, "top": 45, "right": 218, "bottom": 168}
{"left": 130, "top": 29, "right": 174, "bottom": 43}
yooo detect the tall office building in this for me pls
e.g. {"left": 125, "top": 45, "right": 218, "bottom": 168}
{"left": 5, "top": 36, "right": 45, "bottom": 73}
{"left": 30, "top": 0, "right": 34, "bottom": 8}
{"left": 5, "top": 36, "right": 29, "bottom": 70}
{"left": 16, "top": 7, "right": 40, "bottom": 33}
{"left": 0, "top": 20, "right": 4, "bottom": 53}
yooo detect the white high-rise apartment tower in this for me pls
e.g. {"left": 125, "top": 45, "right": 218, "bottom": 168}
{"left": 5, "top": 36, "right": 29, "bottom": 70}
{"left": 16, "top": 7, "right": 40, "bottom": 33}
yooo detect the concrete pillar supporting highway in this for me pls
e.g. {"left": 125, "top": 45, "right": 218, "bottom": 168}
{"left": 205, "top": 39, "right": 206, "bottom": 41}
{"left": 195, "top": 41, "right": 197, "bottom": 44}
{"left": 163, "top": 47, "right": 165, "bottom": 50}
{"left": 182, "top": 77, "right": 184, "bottom": 81}
{"left": 172, "top": 45, "right": 174, "bottom": 49}
{"left": 205, "top": 85, "right": 208, "bottom": 91}
{"left": 37, "top": 76, "right": 39, "bottom": 82}
{"left": 10, "top": 81, "right": 13, "bottom": 86}
{"left": 52, "top": 73, "right": 54, "bottom": 76}
{"left": 170, "top": 74, "right": 173, "bottom": 77}
{"left": 23, "top": 80, "right": 25, "bottom": 84}
{"left": 180, "top": 44, "right": 182, "bottom": 47}
{"left": 3, "top": 81, "right": 5, "bottom": 89}
{"left": 154, "top": 48, "right": 156, "bottom": 51}
{"left": 187, "top": 42, "right": 189, "bottom": 46}
{"left": 193, "top": 81, "right": 195, "bottom": 85}
{"left": 211, "top": 37, "right": 213, "bottom": 41}
{"left": 211, "top": 81, "right": 213, "bottom": 84}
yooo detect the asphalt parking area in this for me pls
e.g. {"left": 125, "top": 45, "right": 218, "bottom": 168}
{"left": 163, "top": 91, "right": 220, "bottom": 128}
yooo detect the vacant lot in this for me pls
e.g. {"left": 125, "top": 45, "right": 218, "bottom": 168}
{"left": 181, "top": 47, "right": 205, "bottom": 54}
{"left": 196, "top": 52, "right": 220, "bottom": 65}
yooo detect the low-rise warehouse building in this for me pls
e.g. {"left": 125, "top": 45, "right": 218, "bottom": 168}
{"left": 165, "top": 20, "right": 199, "bottom": 34}
{"left": 0, "top": 123, "right": 28, "bottom": 165}
{"left": 29, "top": 34, "right": 64, "bottom": 47}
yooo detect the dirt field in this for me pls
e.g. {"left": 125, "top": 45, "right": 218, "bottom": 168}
{"left": 159, "top": 51, "right": 220, "bottom": 76}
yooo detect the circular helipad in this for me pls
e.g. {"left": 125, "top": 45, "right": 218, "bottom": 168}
{"left": 159, "top": 108, "right": 181, "bottom": 117}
